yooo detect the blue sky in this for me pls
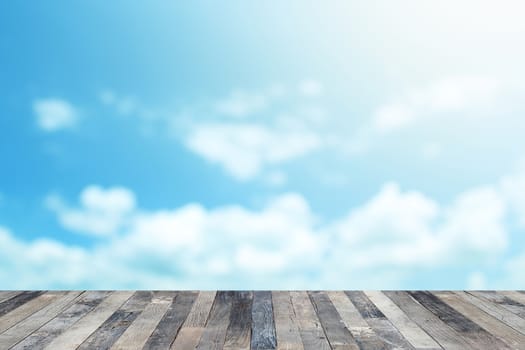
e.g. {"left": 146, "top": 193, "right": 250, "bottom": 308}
{"left": 1, "top": 1, "right": 525, "bottom": 289}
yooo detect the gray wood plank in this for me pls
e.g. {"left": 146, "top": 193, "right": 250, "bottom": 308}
{"left": 224, "top": 291, "right": 252, "bottom": 350}
{"left": 252, "top": 291, "right": 277, "bottom": 350}
{"left": 290, "top": 291, "right": 331, "bottom": 350}
{"left": 327, "top": 291, "right": 389, "bottom": 350}
{"left": 0, "top": 291, "right": 82, "bottom": 349}
{"left": 435, "top": 291, "right": 525, "bottom": 350}
{"left": 44, "top": 291, "right": 134, "bottom": 350}
{"left": 144, "top": 291, "right": 198, "bottom": 350}
{"left": 77, "top": 291, "right": 153, "bottom": 350}
{"left": 409, "top": 291, "right": 510, "bottom": 349}
{"left": 170, "top": 291, "right": 216, "bottom": 350}
{"left": 196, "top": 291, "right": 234, "bottom": 350}
{"left": 384, "top": 291, "right": 474, "bottom": 350}
{"left": 0, "top": 291, "right": 22, "bottom": 304}
{"left": 365, "top": 291, "right": 441, "bottom": 350}
{"left": 0, "top": 291, "right": 44, "bottom": 317}
{"left": 110, "top": 292, "right": 173, "bottom": 350}
{"left": 12, "top": 291, "right": 111, "bottom": 350}
{"left": 272, "top": 291, "right": 304, "bottom": 350}
{"left": 471, "top": 291, "right": 525, "bottom": 318}
{"left": 308, "top": 291, "right": 359, "bottom": 350}
{"left": 346, "top": 291, "right": 415, "bottom": 350}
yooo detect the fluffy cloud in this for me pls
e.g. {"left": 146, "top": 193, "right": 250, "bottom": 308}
{"left": 45, "top": 186, "right": 136, "bottom": 236}
{"left": 2, "top": 173, "right": 523, "bottom": 289}
{"left": 33, "top": 98, "right": 78, "bottom": 131}
{"left": 214, "top": 90, "right": 268, "bottom": 118}
{"left": 185, "top": 123, "right": 322, "bottom": 180}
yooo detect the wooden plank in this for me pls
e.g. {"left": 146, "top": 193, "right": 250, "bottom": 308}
{"left": 501, "top": 290, "right": 525, "bottom": 312}
{"left": 0, "top": 291, "right": 64, "bottom": 334}
{"left": 252, "top": 291, "right": 277, "bottom": 350}
{"left": 327, "top": 291, "right": 387, "bottom": 350}
{"left": 346, "top": 291, "right": 414, "bottom": 350}
{"left": 0, "top": 291, "right": 22, "bottom": 304}
{"left": 456, "top": 291, "right": 525, "bottom": 336}
{"left": 0, "top": 291, "right": 82, "bottom": 349}
{"left": 0, "top": 291, "right": 44, "bottom": 317}
{"left": 144, "top": 291, "right": 198, "bottom": 350}
{"left": 12, "top": 291, "right": 110, "bottom": 350}
{"left": 435, "top": 291, "right": 525, "bottom": 349}
{"left": 77, "top": 291, "right": 153, "bottom": 350}
{"left": 110, "top": 292, "right": 173, "bottom": 350}
{"left": 196, "top": 291, "right": 233, "bottom": 350}
{"left": 308, "top": 291, "right": 359, "bottom": 350}
{"left": 471, "top": 291, "right": 525, "bottom": 318}
{"left": 224, "top": 291, "right": 252, "bottom": 350}
{"left": 409, "top": 291, "right": 510, "bottom": 349}
{"left": 384, "top": 291, "right": 473, "bottom": 350}
{"left": 272, "top": 291, "right": 303, "bottom": 350}
{"left": 44, "top": 291, "right": 134, "bottom": 350}
{"left": 290, "top": 291, "right": 331, "bottom": 350}
{"left": 170, "top": 291, "right": 216, "bottom": 350}
{"left": 365, "top": 291, "right": 441, "bottom": 350}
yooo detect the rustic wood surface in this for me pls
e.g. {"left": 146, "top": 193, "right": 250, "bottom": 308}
{"left": 0, "top": 291, "right": 524, "bottom": 349}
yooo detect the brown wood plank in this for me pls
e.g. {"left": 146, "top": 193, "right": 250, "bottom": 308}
{"left": 435, "top": 291, "right": 525, "bottom": 349}
{"left": 12, "top": 291, "right": 111, "bottom": 350}
{"left": 327, "top": 291, "right": 389, "bottom": 350}
{"left": 0, "top": 291, "right": 44, "bottom": 317}
{"left": 308, "top": 291, "right": 359, "bottom": 350}
{"left": 251, "top": 291, "right": 277, "bottom": 350}
{"left": 0, "top": 291, "right": 82, "bottom": 349}
{"left": 110, "top": 292, "right": 173, "bottom": 350}
{"left": 384, "top": 291, "right": 473, "bottom": 350}
{"left": 456, "top": 291, "right": 525, "bottom": 336}
{"left": 0, "top": 291, "right": 64, "bottom": 334}
{"left": 144, "top": 291, "right": 198, "bottom": 350}
{"left": 346, "top": 291, "right": 415, "bottom": 350}
{"left": 44, "top": 291, "right": 134, "bottom": 350}
{"left": 409, "top": 291, "right": 510, "bottom": 349}
{"left": 77, "top": 291, "right": 153, "bottom": 350}
{"left": 195, "top": 291, "right": 234, "bottom": 350}
{"left": 272, "top": 291, "right": 303, "bottom": 350}
{"left": 224, "top": 291, "right": 252, "bottom": 350}
{"left": 365, "top": 291, "right": 441, "bottom": 350}
{"left": 170, "top": 291, "right": 216, "bottom": 350}
{"left": 290, "top": 291, "right": 331, "bottom": 350}
{"left": 471, "top": 291, "right": 525, "bottom": 318}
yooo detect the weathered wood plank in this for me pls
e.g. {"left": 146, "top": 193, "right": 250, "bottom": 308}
{"left": 44, "top": 291, "right": 134, "bottom": 350}
{"left": 144, "top": 291, "right": 198, "bottom": 350}
{"left": 0, "top": 291, "right": 22, "bottom": 304}
{"left": 309, "top": 291, "right": 359, "bottom": 350}
{"left": 110, "top": 292, "right": 173, "bottom": 350}
{"left": 195, "top": 291, "right": 233, "bottom": 350}
{"left": 0, "top": 291, "right": 64, "bottom": 334}
{"left": 384, "top": 291, "right": 473, "bottom": 350}
{"left": 252, "top": 291, "right": 277, "bottom": 350}
{"left": 327, "top": 291, "right": 388, "bottom": 350}
{"left": 290, "top": 291, "right": 331, "bottom": 350}
{"left": 272, "top": 291, "right": 303, "bottom": 350}
{"left": 12, "top": 291, "right": 110, "bottom": 350}
{"left": 0, "top": 291, "right": 82, "bottom": 349}
{"left": 501, "top": 291, "right": 525, "bottom": 312}
{"left": 0, "top": 291, "right": 44, "bottom": 318}
{"left": 435, "top": 291, "right": 525, "bottom": 349}
{"left": 456, "top": 291, "right": 525, "bottom": 336}
{"left": 224, "top": 291, "right": 252, "bottom": 350}
{"left": 365, "top": 291, "right": 441, "bottom": 350}
{"left": 409, "top": 291, "right": 510, "bottom": 349}
{"left": 471, "top": 291, "right": 525, "bottom": 318}
{"left": 170, "top": 291, "right": 216, "bottom": 350}
{"left": 77, "top": 291, "right": 153, "bottom": 350}
{"left": 346, "top": 291, "right": 414, "bottom": 350}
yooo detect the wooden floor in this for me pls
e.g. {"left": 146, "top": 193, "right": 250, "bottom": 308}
{"left": 1, "top": 291, "right": 525, "bottom": 349}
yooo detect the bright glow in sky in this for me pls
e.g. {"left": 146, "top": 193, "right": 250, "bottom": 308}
{"left": 1, "top": 1, "right": 525, "bottom": 289}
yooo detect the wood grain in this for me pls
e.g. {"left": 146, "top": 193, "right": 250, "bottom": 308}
{"left": 224, "top": 291, "right": 252, "bottom": 350}
{"left": 0, "top": 291, "right": 44, "bottom": 318}
{"left": 272, "top": 291, "right": 303, "bottom": 350}
{"left": 195, "top": 291, "right": 233, "bottom": 350}
{"left": 251, "top": 291, "right": 277, "bottom": 350}
{"left": 290, "top": 291, "right": 331, "bottom": 350}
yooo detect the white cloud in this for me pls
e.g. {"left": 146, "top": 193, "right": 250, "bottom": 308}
{"left": 467, "top": 272, "right": 487, "bottom": 289}
{"left": 215, "top": 90, "right": 267, "bottom": 118}
{"left": 185, "top": 123, "right": 322, "bottom": 180}
{"left": 298, "top": 79, "right": 323, "bottom": 97}
{"left": 372, "top": 76, "right": 501, "bottom": 133}
{"left": 33, "top": 98, "right": 78, "bottom": 131}
{"left": 45, "top": 185, "right": 136, "bottom": 236}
